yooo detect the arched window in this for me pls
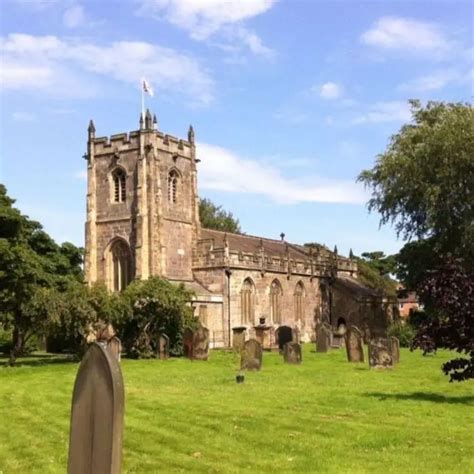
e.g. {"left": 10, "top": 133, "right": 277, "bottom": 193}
{"left": 109, "top": 240, "right": 131, "bottom": 292}
{"left": 241, "top": 278, "right": 255, "bottom": 324}
{"left": 294, "top": 281, "right": 305, "bottom": 322}
{"left": 168, "top": 169, "right": 179, "bottom": 204}
{"left": 112, "top": 169, "right": 126, "bottom": 203}
{"left": 270, "top": 279, "right": 283, "bottom": 324}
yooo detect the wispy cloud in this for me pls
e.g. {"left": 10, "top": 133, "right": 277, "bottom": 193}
{"left": 352, "top": 101, "right": 411, "bottom": 125}
{"left": 197, "top": 142, "right": 365, "bottom": 204}
{"left": 398, "top": 68, "right": 472, "bottom": 93}
{"left": 137, "top": 0, "right": 276, "bottom": 58}
{"left": 360, "top": 16, "right": 455, "bottom": 59}
{"left": 63, "top": 4, "right": 85, "bottom": 28}
{"left": 314, "top": 82, "right": 344, "bottom": 100}
{"left": 0, "top": 33, "right": 214, "bottom": 105}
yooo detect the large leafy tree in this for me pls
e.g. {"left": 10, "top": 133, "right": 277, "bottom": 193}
{"left": 356, "top": 251, "right": 398, "bottom": 297}
{"left": 199, "top": 198, "right": 241, "bottom": 233}
{"left": 0, "top": 184, "right": 83, "bottom": 364}
{"left": 358, "top": 101, "right": 474, "bottom": 380}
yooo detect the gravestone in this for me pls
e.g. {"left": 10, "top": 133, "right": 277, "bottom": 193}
{"left": 316, "top": 323, "right": 331, "bottom": 353}
{"left": 241, "top": 339, "right": 263, "bottom": 371}
{"left": 192, "top": 326, "right": 210, "bottom": 361}
{"left": 232, "top": 326, "right": 247, "bottom": 352}
{"left": 292, "top": 326, "right": 301, "bottom": 344}
{"left": 368, "top": 337, "right": 394, "bottom": 368}
{"left": 68, "top": 342, "right": 124, "bottom": 474}
{"left": 183, "top": 328, "right": 194, "bottom": 359}
{"left": 157, "top": 333, "right": 170, "bottom": 360}
{"left": 283, "top": 341, "right": 302, "bottom": 364}
{"left": 107, "top": 336, "right": 122, "bottom": 362}
{"left": 275, "top": 325, "right": 293, "bottom": 353}
{"left": 254, "top": 325, "right": 272, "bottom": 350}
{"left": 345, "top": 326, "right": 364, "bottom": 363}
{"left": 391, "top": 336, "right": 400, "bottom": 364}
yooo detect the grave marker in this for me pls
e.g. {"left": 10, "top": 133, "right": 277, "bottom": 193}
{"left": 283, "top": 341, "right": 302, "bottom": 364}
{"left": 241, "top": 339, "right": 262, "bottom": 371}
{"left": 345, "top": 326, "right": 364, "bottom": 363}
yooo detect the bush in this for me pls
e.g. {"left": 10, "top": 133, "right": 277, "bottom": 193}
{"left": 118, "top": 277, "right": 198, "bottom": 358}
{"left": 388, "top": 321, "right": 415, "bottom": 347}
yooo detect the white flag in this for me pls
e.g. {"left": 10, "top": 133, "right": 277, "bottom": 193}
{"left": 142, "top": 78, "right": 154, "bottom": 97}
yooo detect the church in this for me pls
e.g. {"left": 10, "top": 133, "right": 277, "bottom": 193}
{"left": 84, "top": 110, "right": 391, "bottom": 347}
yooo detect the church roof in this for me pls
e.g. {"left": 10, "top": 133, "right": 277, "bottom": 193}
{"left": 199, "top": 228, "right": 312, "bottom": 260}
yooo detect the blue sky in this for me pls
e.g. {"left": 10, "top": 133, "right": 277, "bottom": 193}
{"left": 1, "top": 0, "right": 472, "bottom": 257}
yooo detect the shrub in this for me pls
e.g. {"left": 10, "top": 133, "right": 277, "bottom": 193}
{"left": 388, "top": 321, "right": 415, "bottom": 347}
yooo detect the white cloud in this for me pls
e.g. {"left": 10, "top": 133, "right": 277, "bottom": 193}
{"left": 352, "top": 101, "right": 412, "bottom": 125}
{"left": 0, "top": 33, "right": 214, "bottom": 104}
{"left": 12, "top": 111, "right": 36, "bottom": 121}
{"left": 63, "top": 4, "right": 85, "bottom": 28}
{"left": 398, "top": 69, "right": 470, "bottom": 93}
{"left": 360, "top": 16, "right": 453, "bottom": 58}
{"left": 138, "top": 0, "right": 275, "bottom": 57}
{"left": 197, "top": 142, "right": 365, "bottom": 204}
{"left": 317, "top": 82, "right": 343, "bottom": 100}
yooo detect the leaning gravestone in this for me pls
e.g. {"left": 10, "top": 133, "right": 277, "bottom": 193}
{"left": 345, "top": 326, "right": 364, "bottom": 363}
{"left": 106, "top": 336, "right": 122, "bottom": 362}
{"left": 316, "top": 323, "right": 331, "bottom": 353}
{"left": 192, "top": 326, "right": 210, "bottom": 361}
{"left": 68, "top": 342, "right": 124, "bottom": 474}
{"left": 241, "top": 339, "right": 262, "bottom": 371}
{"left": 391, "top": 336, "right": 400, "bottom": 364}
{"left": 368, "top": 337, "right": 394, "bottom": 368}
{"left": 157, "top": 333, "right": 170, "bottom": 360}
{"left": 283, "top": 341, "right": 302, "bottom": 364}
{"left": 276, "top": 325, "right": 293, "bottom": 353}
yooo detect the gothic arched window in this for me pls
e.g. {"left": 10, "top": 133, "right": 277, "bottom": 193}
{"left": 270, "top": 279, "right": 283, "bottom": 324}
{"left": 168, "top": 169, "right": 179, "bottom": 204}
{"left": 112, "top": 168, "right": 126, "bottom": 203}
{"left": 109, "top": 240, "right": 131, "bottom": 292}
{"left": 294, "top": 281, "right": 305, "bottom": 323}
{"left": 241, "top": 278, "right": 255, "bottom": 324}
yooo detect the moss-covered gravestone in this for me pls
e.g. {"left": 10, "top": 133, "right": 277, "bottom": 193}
{"left": 345, "top": 326, "right": 364, "bottom": 363}
{"left": 68, "top": 342, "right": 124, "bottom": 474}
{"left": 241, "top": 339, "right": 262, "bottom": 371}
{"left": 368, "top": 337, "right": 394, "bottom": 369}
{"left": 283, "top": 341, "right": 302, "bottom": 364}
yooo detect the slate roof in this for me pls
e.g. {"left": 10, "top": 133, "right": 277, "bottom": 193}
{"left": 333, "top": 276, "right": 379, "bottom": 299}
{"left": 199, "top": 228, "right": 318, "bottom": 260}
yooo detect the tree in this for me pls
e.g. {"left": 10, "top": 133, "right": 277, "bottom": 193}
{"left": 358, "top": 101, "right": 474, "bottom": 380}
{"left": 199, "top": 198, "right": 241, "bottom": 233}
{"left": 356, "top": 251, "right": 398, "bottom": 297}
{"left": 0, "top": 184, "right": 83, "bottom": 364}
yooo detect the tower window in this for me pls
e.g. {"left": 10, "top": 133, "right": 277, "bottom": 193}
{"left": 168, "top": 169, "right": 179, "bottom": 204}
{"left": 112, "top": 169, "right": 126, "bottom": 203}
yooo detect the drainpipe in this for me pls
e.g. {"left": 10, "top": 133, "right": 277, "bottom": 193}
{"left": 225, "top": 267, "right": 232, "bottom": 347}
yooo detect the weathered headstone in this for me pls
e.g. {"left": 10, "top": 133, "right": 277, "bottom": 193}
{"left": 183, "top": 328, "right": 194, "bottom": 359}
{"left": 345, "top": 326, "right": 364, "bottom": 363}
{"left": 391, "top": 336, "right": 400, "bottom": 364}
{"left": 275, "top": 325, "right": 293, "bottom": 353}
{"left": 68, "top": 342, "right": 124, "bottom": 474}
{"left": 107, "top": 336, "right": 122, "bottom": 362}
{"left": 283, "top": 341, "right": 302, "bottom": 364}
{"left": 368, "top": 337, "right": 394, "bottom": 368}
{"left": 157, "top": 333, "right": 170, "bottom": 360}
{"left": 241, "top": 339, "right": 263, "bottom": 371}
{"left": 316, "top": 323, "right": 331, "bottom": 353}
{"left": 192, "top": 326, "right": 209, "bottom": 361}
{"left": 232, "top": 326, "right": 247, "bottom": 352}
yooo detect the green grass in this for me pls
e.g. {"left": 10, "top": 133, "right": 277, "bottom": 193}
{"left": 0, "top": 346, "right": 473, "bottom": 473}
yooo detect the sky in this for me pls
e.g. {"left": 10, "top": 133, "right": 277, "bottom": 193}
{"left": 0, "top": 0, "right": 472, "bottom": 257}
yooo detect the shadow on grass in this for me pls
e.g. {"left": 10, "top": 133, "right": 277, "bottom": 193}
{"left": 0, "top": 353, "right": 77, "bottom": 368}
{"left": 366, "top": 391, "right": 474, "bottom": 405}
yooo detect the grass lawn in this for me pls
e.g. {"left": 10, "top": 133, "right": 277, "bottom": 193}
{"left": 0, "top": 346, "right": 473, "bottom": 473}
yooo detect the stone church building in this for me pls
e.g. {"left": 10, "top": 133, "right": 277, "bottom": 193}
{"left": 84, "top": 111, "right": 390, "bottom": 347}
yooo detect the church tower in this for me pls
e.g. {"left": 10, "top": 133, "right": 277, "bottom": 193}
{"left": 84, "top": 110, "right": 200, "bottom": 290}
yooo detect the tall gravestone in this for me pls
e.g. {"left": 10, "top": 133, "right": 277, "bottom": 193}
{"left": 241, "top": 339, "right": 263, "bottom": 371}
{"left": 183, "top": 328, "right": 194, "bottom": 359}
{"left": 106, "top": 336, "right": 122, "bottom": 362}
{"left": 275, "top": 325, "right": 293, "bottom": 353}
{"left": 68, "top": 342, "right": 124, "bottom": 474}
{"left": 192, "top": 326, "right": 210, "bottom": 361}
{"left": 232, "top": 326, "right": 247, "bottom": 352}
{"left": 316, "top": 323, "right": 331, "bottom": 353}
{"left": 283, "top": 341, "right": 302, "bottom": 364}
{"left": 345, "top": 326, "right": 364, "bottom": 363}
{"left": 368, "top": 337, "right": 394, "bottom": 368}
{"left": 157, "top": 333, "right": 170, "bottom": 360}
{"left": 391, "top": 336, "right": 400, "bottom": 364}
